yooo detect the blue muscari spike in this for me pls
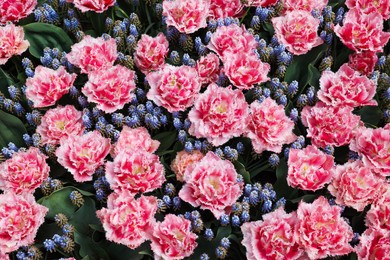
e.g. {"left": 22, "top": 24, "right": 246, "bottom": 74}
{"left": 250, "top": 15, "right": 261, "bottom": 28}
{"left": 78, "top": 96, "right": 88, "bottom": 108}
{"left": 288, "top": 80, "right": 299, "bottom": 96}
{"left": 290, "top": 108, "right": 299, "bottom": 122}
{"left": 119, "top": 21, "right": 127, "bottom": 33}
{"left": 25, "top": 68, "right": 35, "bottom": 78}
{"left": 10, "top": 142, "right": 23, "bottom": 153}
{"left": 145, "top": 113, "right": 160, "bottom": 129}
{"left": 214, "top": 148, "right": 224, "bottom": 158}
{"left": 249, "top": 190, "right": 259, "bottom": 205}
{"left": 383, "top": 87, "right": 390, "bottom": 102}
{"left": 2, "top": 147, "right": 14, "bottom": 158}
{"left": 325, "top": 34, "right": 333, "bottom": 45}
{"left": 43, "top": 239, "right": 56, "bottom": 252}
{"left": 125, "top": 114, "right": 140, "bottom": 127}
{"left": 241, "top": 211, "right": 250, "bottom": 222}
{"left": 184, "top": 141, "right": 193, "bottom": 152}
{"left": 195, "top": 37, "right": 202, "bottom": 50}
{"left": 52, "top": 48, "right": 60, "bottom": 57}
{"left": 169, "top": 51, "right": 180, "bottom": 64}
{"left": 204, "top": 31, "right": 213, "bottom": 44}
{"left": 220, "top": 214, "right": 230, "bottom": 226}
{"left": 23, "top": 134, "right": 33, "bottom": 146}
{"left": 162, "top": 195, "right": 171, "bottom": 207}
{"left": 173, "top": 118, "right": 182, "bottom": 130}
{"left": 262, "top": 200, "right": 273, "bottom": 213}
{"left": 258, "top": 39, "right": 267, "bottom": 50}
{"left": 244, "top": 184, "right": 252, "bottom": 197}
{"left": 184, "top": 212, "right": 191, "bottom": 219}
{"left": 67, "top": 9, "right": 75, "bottom": 18}
{"left": 159, "top": 114, "right": 168, "bottom": 126}
{"left": 3, "top": 99, "right": 13, "bottom": 111}
{"left": 14, "top": 102, "right": 25, "bottom": 116}
{"left": 278, "top": 95, "right": 288, "bottom": 106}
{"left": 34, "top": 9, "right": 43, "bottom": 22}
{"left": 153, "top": 107, "right": 161, "bottom": 116}
{"left": 224, "top": 17, "right": 234, "bottom": 26}
{"left": 263, "top": 88, "right": 271, "bottom": 98}
{"left": 236, "top": 142, "right": 244, "bottom": 154}
{"left": 95, "top": 189, "right": 105, "bottom": 200}
{"left": 112, "top": 26, "right": 122, "bottom": 37}
{"left": 297, "top": 94, "right": 308, "bottom": 107}
{"left": 82, "top": 113, "right": 93, "bottom": 128}
{"left": 182, "top": 53, "right": 190, "bottom": 65}
{"left": 277, "top": 51, "right": 291, "bottom": 65}
{"left": 335, "top": 7, "right": 344, "bottom": 24}
{"left": 69, "top": 86, "right": 79, "bottom": 98}
{"left": 8, "top": 85, "right": 19, "bottom": 100}
{"left": 275, "top": 197, "right": 286, "bottom": 208}
{"left": 217, "top": 18, "right": 224, "bottom": 27}
{"left": 322, "top": 6, "right": 333, "bottom": 18}
{"left": 129, "top": 24, "right": 138, "bottom": 37}
{"left": 208, "top": 19, "right": 217, "bottom": 31}
{"left": 323, "top": 145, "right": 334, "bottom": 155}
{"left": 192, "top": 140, "right": 201, "bottom": 151}
{"left": 16, "top": 251, "right": 26, "bottom": 260}
{"left": 70, "top": 17, "right": 80, "bottom": 30}
{"left": 145, "top": 101, "right": 154, "bottom": 113}
{"left": 40, "top": 53, "right": 53, "bottom": 67}
{"left": 270, "top": 78, "right": 280, "bottom": 90}
{"left": 204, "top": 228, "right": 214, "bottom": 240}
{"left": 231, "top": 215, "right": 240, "bottom": 226}
{"left": 21, "top": 58, "right": 32, "bottom": 69}
{"left": 220, "top": 237, "right": 230, "bottom": 249}
{"left": 273, "top": 44, "right": 285, "bottom": 56}
{"left": 166, "top": 26, "right": 179, "bottom": 41}
{"left": 187, "top": 59, "right": 196, "bottom": 67}
{"left": 268, "top": 153, "right": 280, "bottom": 167}
{"left": 51, "top": 58, "right": 60, "bottom": 69}
{"left": 64, "top": 18, "right": 73, "bottom": 30}
{"left": 172, "top": 196, "right": 181, "bottom": 210}
{"left": 178, "top": 130, "right": 187, "bottom": 143}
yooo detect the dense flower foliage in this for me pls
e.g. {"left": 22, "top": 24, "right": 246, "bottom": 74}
{"left": 0, "top": 0, "right": 390, "bottom": 259}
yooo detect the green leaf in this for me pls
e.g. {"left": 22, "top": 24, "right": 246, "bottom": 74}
{"left": 273, "top": 159, "right": 298, "bottom": 200}
{"left": 23, "top": 23, "right": 73, "bottom": 58}
{"left": 154, "top": 131, "right": 177, "bottom": 155}
{"left": 233, "top": 161, "right": 251, "bottom": 183}
{"left": 74, "top": 231, "right": 109, "bottom": 259}
{"left": 69, "top": 198, "right": 101, "bottom": 235}
{"left": 356, "top": 106, "right": 383, "bottom": 128}
{"left": 88, "top": 12, "right": 106, "bottom": 36}
{"left": 106, "top": 241, "right": 148, "bottom": 260}
{"left": 38, "top": 187, "right": 78, "bottom": 219}
{"left": 284, "top": 44, "right": 327, "bottom": 89}
{"left": 0, "top": 110, "right": 27, "bottom": 148}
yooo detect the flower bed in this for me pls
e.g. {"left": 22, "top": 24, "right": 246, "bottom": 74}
{"left": 0, "top": 0, "right": 389, "bottom": 259}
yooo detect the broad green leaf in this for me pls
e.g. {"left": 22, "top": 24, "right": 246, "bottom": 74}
{"left": 284, "top": 44, "right": 328, "bottom": 89}
{"left": 0, "top": 110, "right": 27, "bottom": 148}
{"left": 107, "top": 241, "right": 148, "bottom": 260}
{"left": 273, "top": 159, "right": 298, "bottom": 200}
{"left": 356, "top": 106, "right": 383, "bottom": 128}
{"left": 88, "top": 12, "right": 106, "bottom": 36}
{"left": 233, "top": 161, "right": 251, "bottom": 183}
{"left": 38, "top": 186, "right": 78, "bottom": 218}
{"left": 74, "top": 231, "right": 109, "bottom": 259}
{"left": 69, "top": 198, "right": 101, "bottom": 235}
{"left": 23, "top": 23, "right": 73, "bottom": 58}
{"left": 154, "top": 131, "right": 177, "bottom": 155}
